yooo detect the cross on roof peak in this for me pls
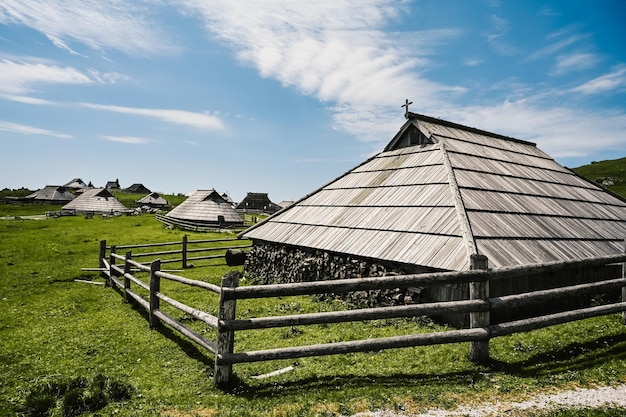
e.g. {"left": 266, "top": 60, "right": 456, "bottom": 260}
{"left": 401, "top": 99, "right": 413, "bottom": 119}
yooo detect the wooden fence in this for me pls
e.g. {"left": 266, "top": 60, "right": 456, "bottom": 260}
{"left": 99, "top": 237, "right": 251, "bottom": 269}
{"left": 97, "top": 246, "right": 626, "bottom": 387}
{"left": 155, "top": 213, "right": 253, "bottom": 232}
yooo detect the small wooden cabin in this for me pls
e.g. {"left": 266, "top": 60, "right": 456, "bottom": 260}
{"left": 235, "top": 192, "right": 282, "bottom": 214}
{"left": 125, "top": 183, "right": 151, "bottom": 194}
{"left": 240, "top": 112, "right": 626, "bottom": 326}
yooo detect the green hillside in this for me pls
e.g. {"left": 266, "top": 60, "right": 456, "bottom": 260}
{"left": 571, "top": 157, "right": 626, "bottom": 199}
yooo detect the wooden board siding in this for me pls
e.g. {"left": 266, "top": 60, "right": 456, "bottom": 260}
{"left": 242, "top": 112, "right": 626, "bottom": 273}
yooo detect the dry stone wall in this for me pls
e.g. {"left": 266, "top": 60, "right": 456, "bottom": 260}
{"left": 244, "top": 242, "right": 431, "bottom": 308}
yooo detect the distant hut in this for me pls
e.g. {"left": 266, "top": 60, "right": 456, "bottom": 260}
{"left": 278, "top": 200, "right": 294, "bottom": 209}
{"left": 163, "top": 190, "right": 244, "bottom": 228}
{"left": 241, "top": 112, "right": 626, "bottom": 325}
{"left": 136, "top": 192, "right": 170, "bottom": 209}
{"left": 61, "top": 188, "right": 128, "bottom": 215}
{"left": 221, "top": 192, "right": 236, "bottom": 208}
{"left": 26, "top": 186, "right": 75, "bottom": 205}
{"left": 125, "top": 183, "right": 151, "bottom": 194}
{"left": 235, "top": 192, "right": 282, "bottom": 214}
{"left": 63, "top": 178, "right": 87, "bottom": 191}
{"left": 105, "top": 179, "right": 121, "bottom": 190}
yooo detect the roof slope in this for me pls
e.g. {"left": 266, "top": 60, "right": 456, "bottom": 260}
{"left": 137, "top": 192, "right": 169, "bottom": 207}
{"left": 166, "top": 190, "right": 243, "bottom": 225}
{"left": 241, "top": 112, "right": 626, "bottom": 271}
{"left": 125, "top": 183, "right": 151, "bottom": 194}
{"left": 61, "top": 188, "right": 128, "bottom": 214}
{"left": 27, "top": 186, "right": 75, "bottom": 203}
{"left": 63, "top": 178, "right": 87, "bottom": 189}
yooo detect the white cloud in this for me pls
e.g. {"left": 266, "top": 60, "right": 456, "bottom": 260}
{"left": 551, "top": 53, "right": 599, "bottom": 75}
{"left": 0, "top": 120, "right": 72, "bottom": 138}
{"left": 0, "top": 58, "right": 92, "bottom": 94}
{"left": 175, "top": 0, "right": 464, "bottom": 139}
{"left": 0, "top": 0, "right": 176, "bottom": 55}
{"left": 444, "top": 101, "right": 626, "bottom": 159}
{"left": 572, "top": 66, "right": 626, "bottom": 94}
{"left": 101, "top": 135, "right": 154, "bottom": 144}
{"left": 0, "top": 94, "right": 56, "bottom": 105}
{"left": 81, "top": 103, "right": 225, "bottom": 130}
{"left": 464, "top": 57, "right": 482, "bottom": 67}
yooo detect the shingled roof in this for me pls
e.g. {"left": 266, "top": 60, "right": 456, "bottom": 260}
{"left": 166, "top": 190, "right": 243, "bottom": 226}
{"left": 61, "top": 188, "right": 128, "bottom": 215}
{"left": 241, "top": 112, "right": 626, "bottom": 271}
{"left": 137, "top": 192, "right": 170, "bottom": 208}
{"left": 26, "top": 186, "right": 75, "bottom": 204}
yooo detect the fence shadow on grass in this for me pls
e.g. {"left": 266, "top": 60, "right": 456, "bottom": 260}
{"left": 489, "top": 332, "right": 626, "bottom": 378}
{"left": 226, "top": 330, "right": 626, "bottom": 398}
{"left": 230, "top": 367, "right": 484, "bottom": 399}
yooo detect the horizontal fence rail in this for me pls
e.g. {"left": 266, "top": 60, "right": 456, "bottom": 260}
{"left": 101, "top": 236, "right": 251, "bottom": 269}
{"left": 95, "top": 238, "right": 626, "bottom": 387}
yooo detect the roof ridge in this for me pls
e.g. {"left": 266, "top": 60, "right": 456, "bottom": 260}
{"left": 408, "top": 112, "right": 536, "bottom": 146}
{"left": 439, "top": 140, "right": 478, "bottom": 257}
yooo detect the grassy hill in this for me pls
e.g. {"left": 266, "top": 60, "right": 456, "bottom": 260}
{"left": 571, "top": 157, "right": 626, "bottom": 198}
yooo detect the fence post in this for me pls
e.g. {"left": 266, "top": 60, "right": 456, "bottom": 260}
{"left": 109, "top": 246, "right": 117, "bottom": 289}
{"left": 149, "top": 259, "right": 161, "bottom": 329}
{"left": 469, "top": 254, "right": 490, "bottom": 363}
{"left": 124, "top": 251, "right": 132, "bottom": 303}
{"left": 99, "top": 240, "right": 107, "bottom": 283}
{"left": 182, "top": 235, "right": 188, "bottom": 269}
{"left": 622, "top": 239, "right": 626, "bottom": 325}
{"left": 214, "top": 270, "right": 241, "bottom": 387}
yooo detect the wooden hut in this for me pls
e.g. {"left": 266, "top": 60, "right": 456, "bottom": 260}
{"left": 105, "top": 179, "right": 121, "bottom": 190}
{"left": 61, "top": 188, "right": 128, "bottom": 216}
{"left": 164, "top": 190, "right": 244, "bottom": 227}
{"left": 235, "top": 192, "right": 282, "bottom": 214}
{"left": 136, "top": 192, "right": 170, "bottom": 208}
{"left": 240, "top": 112, "right": 626, "bottom": 325}
{"left": 63, "top": 178, "right": 87, "bottom": 191}
{"left": 26, "top": 186, "right": 75, "bottom": 205}
{"left": 124, "top": 183, "right": 151, "bottom": 194}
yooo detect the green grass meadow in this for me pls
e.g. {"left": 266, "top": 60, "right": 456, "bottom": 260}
{"left": 1, "top": 163, "right": 626, "bottom": 417}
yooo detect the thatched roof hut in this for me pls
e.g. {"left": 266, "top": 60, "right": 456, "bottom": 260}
{"left": 26, "top": 186, "right": 75, "bottom": 205}
{"left": 164, "top": 190, "right": 243, "bottom": 227}
{"left": 61, "top": 188, "right": 128, "bottom": 215}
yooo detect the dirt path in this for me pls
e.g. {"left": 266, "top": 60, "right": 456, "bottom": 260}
{"left": 351, "top": 384, "right": 626, "bottom": 416}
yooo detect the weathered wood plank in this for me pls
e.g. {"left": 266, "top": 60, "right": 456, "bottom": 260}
{"left": 469, "top": 254, "right": 490, "bottom": 363}
{"left": 489, "top": 302, "right": 626, "bottom": 337}
{"left": 157, "top": 292, "right": 218, "bottom": 329}
{"left": 149, "top": 260, "right": 161, "bottom": 329}
{"left": 219, "top": 327, "right": 489, "bottom": 364}
{"left": 222, "top": 299, "right": 489, "bottom": 331}
{"left": 156, "top": 271, "right": 221, "bottom": 293}
{"left": 214, "top": 271, "right": 241, "bottom": 386}
{"left": 490, "top": 277, "right": 626, "bottom": 310}
{"left": 153, "top": 310, "right": 216, "bottom": 354}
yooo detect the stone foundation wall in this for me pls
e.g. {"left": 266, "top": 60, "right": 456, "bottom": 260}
{"left": 244, "top": 242, "right": 432, "bottom": 308}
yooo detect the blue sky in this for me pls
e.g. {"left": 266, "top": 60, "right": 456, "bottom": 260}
{"left": 1, "top": 0, "right": 625, "bottom": 203}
